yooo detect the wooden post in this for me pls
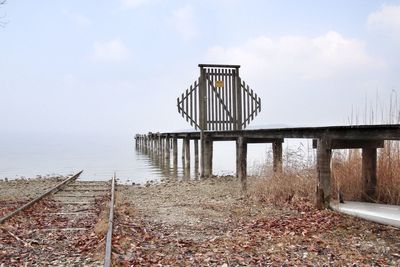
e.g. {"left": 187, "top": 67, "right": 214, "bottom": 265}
{"left": 184, "top": 137, "right": 191, "bottom": 171}
{"left": 194, "top": 139, "right": 199, "bottom": 177}
{"left": 236, "top": 139, "right": 240, "bottom": 178}
{"left": 160, "top": 136, "right": 164, "bottom": 157}
{"left": 165, "top": 135, "right": 170, "bottom": 160}
{"left": 200, "top": 132, "right": 205, "bottom": 178}
{"left": 204, "top": 135, "right": 213, "bottom": 177}
{"left": 316, "top": 138, "right": 332, "bottom": 209}
{"left": 182, "top": 139, "right": 185, "bottom": 163}
{"left": 235, "top": 67, "right": 242, "bottom": 130}
{"left": 237, "top": 137, "right": 247, "bottom": 191}
{"left": 272, "top": 140, "right": 283, "bottom": 173}
{"left": 172, "top": 137, "right": 178, "bottom": 168}
{"left": 362, "top": 148, "right": 377, "bottom": 202}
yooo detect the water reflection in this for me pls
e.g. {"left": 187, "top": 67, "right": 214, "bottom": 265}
{"left": 135, "top": 142, "right": 199, "bottom": 181}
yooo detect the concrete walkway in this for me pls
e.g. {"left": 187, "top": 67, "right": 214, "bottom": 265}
{"left": 331, "top": 201, "right": 400, "bottom": 228}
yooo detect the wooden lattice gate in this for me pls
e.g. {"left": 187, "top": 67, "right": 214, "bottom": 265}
{"left": 177, "top": 64, "right": 261, "bottom": 131}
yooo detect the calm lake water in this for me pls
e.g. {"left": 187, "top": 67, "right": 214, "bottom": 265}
{"left": 0, "top": 132, "right": 272, "bottom": 184}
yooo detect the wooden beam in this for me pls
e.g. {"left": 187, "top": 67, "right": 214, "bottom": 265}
{"left": 312, "top": 139, "right": 384, "bottom": 149}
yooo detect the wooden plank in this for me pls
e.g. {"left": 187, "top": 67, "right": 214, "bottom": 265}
{"left": 185, "top": 88, "right": 189, "bottom": 123}
{"left": 210, "top": 68, "right": 215, "bottom": 130}
{"left": 216, "top": 68, "right": 220, "bottom": 130}
{"left": 236, "top": 69, "right": 242, "bottom": 130}
{"left": 181, "top": 93, "right": 184, "bottom": 118}
{"left": 34, "top": 212, "right": 96, "bottom": 216}
{"left": 198, "top": 64, "right": 241, "bottom": 68}
{"left": 56, "top": 201, "right": 94, "bottom": 204}
{"left": 189, "top": 85, "right": 193, "bottom": 126}
{"left": 222, "top": 69, "right": 227, "bottom": 130}
{"left": 40, "top": 228, "right": 89, "bottom": 231}
{"left": 207, "top": 69, "right": 211, "bottom": 130}
{"left": 199, "top": 68, "right": 206, "bottom": 130}
{"left": 194, "top": 80, "right": 198, "bottom": 130}
{"left": 232, "top": 69, "right": 237, "bottom": 130}
{"left": 0, "top": 171, "right": 83, "bottom": 224}
{"left": 247, "top": 84, "right": 250, "bottom": 127}
{"left": 250, "top": 89, "right": 254, "bottom": 120}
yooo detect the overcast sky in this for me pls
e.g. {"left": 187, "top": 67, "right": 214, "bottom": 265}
{"left": 1, "top": 1, "right": 400, "bottom": 136}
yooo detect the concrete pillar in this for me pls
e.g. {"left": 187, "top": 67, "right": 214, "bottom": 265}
{"left": 362, "top": 148, "right": 377, "bottom": 202}
{"left": 204, "top": 136, "right": 213, "bottom": 177}
{"left": 273, "top": 140, "right": 283, "bottom": 173}
{"left": 237, "top": 137, "right": 247, "bottom": 191}
{"left": 316, "top": 138, "right": 332, "bottom": 209}
{"left": 184, "top": 137, "right": 190, "bottom": 171}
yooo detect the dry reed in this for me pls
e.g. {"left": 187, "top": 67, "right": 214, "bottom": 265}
{"left": 251, "top": 91, "right": 400, "bottom": 205}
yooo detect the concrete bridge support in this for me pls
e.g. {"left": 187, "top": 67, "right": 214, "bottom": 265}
{"left": 362, "top": 148, "right": 377, "bottom": 202}
{"left": 237, "top": 137, "right": 247, "bottom": 191}
{"left": 273, "top": 140, "right": 283, "bottom": 173}
{"left": 315, "top": 138, "right": 332, "bottom": 209}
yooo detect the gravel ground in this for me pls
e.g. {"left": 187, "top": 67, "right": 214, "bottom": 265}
{"left": 0, "top": 176, "right": 66, "bottom": 217}
{"left": 2, "top": 176, "right": 400, "bottom": 265}
{"left": 113, "top": 176, "right": 400, "bottom": 266}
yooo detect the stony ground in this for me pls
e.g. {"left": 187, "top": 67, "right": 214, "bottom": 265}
{"left": 2, "top": 176, "right": 400, "bottom": 266}
{"left": 113, "top": 176, "right": 400, "bottom": 266}
{"left": 0, "top": 176, "right": 64, "bottom": 217}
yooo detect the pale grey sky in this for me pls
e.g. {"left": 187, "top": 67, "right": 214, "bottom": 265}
{"left": 1, "top": 1, "right": 400, "bottom": 136}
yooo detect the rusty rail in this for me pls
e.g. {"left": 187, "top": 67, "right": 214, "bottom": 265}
{"left": 104, "top": 173, "right": 116, "bottom": 267}
{"left": 0, "top": 170, "right": 83, "bottom": 224}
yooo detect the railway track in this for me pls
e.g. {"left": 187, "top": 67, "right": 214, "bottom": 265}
{"left": 0, "top": 171, "right": 116, "bottom": 266}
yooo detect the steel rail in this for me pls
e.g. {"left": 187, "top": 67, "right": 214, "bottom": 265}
{"left": 103, "top": 173, "right": 116, "bottom": 267}
{"left": 0, "top": 170, "right": 83, "bottom": 224}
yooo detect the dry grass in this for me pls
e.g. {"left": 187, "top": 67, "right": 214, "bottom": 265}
{"left": 251, "top": 142, "right": 400, "bottom": 206}
{"left": 332, "top": 141, "right": 400, "bottom": 204}
{"left": 252, "top": 92, "right": 400, "bottom": 206}
{"left": 249, "top": 145, "right": 315, "bottom": 205}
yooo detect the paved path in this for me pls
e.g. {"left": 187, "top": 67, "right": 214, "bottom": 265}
{"left": 332, "top": 201, "right": 400, "bottom": 228}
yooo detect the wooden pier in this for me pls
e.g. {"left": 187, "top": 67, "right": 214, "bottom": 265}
{"left": 135, "top": 124, "right": 400, "bottom": 209}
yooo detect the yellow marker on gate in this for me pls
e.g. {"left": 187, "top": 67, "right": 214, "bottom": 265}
{"left": 215, "top": 80, "right": 224, "bottom": 88}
